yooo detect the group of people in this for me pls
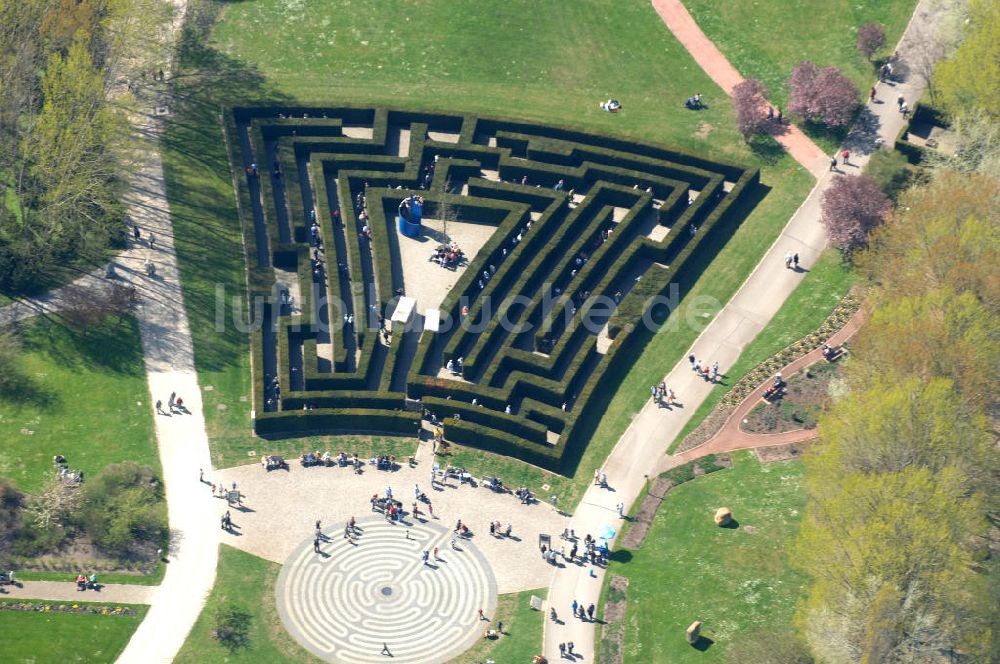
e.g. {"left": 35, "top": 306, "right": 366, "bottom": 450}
{"left": 431, "top": 241, "right": 465, "bottom": 268}
{"left": 155, "top": 391, "right": 186, "bottom": 415}
{"left": 444, "top": 356, "right": 464, "bottom": 375}
{"left": 650, "top": 382, "right": 677, "bottom": 407}
{"left": 784, "top": 251, "right": 801, "bottom": 270}
{"left": 762, "top": 372, "right": 785, "bottom": 401}
{"left": 684, "top": 93, "right": 704, "bottom": 109}
{"left": 685, "top": 355, "right": 721, "bottom": 383}
{"left": 75, "top": 573, "right": 99, "bottom": 591}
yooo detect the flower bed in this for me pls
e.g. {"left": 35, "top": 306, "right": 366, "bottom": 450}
{"left": 0, "top": 600, "right": 139, "bottom": 617}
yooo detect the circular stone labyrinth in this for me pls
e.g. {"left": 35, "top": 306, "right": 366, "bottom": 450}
{"left": 276, "top": 517, "right": 498, "bottom": 663}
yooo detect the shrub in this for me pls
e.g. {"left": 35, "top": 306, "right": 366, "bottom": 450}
{"left": 864, "top": 150, "right": 917, "bottom": 201}
{"left": 78, "top": 463, "right": 167, "bottom": 558}
{"left": 788, "top": 62, "right": 860, "bottom": 127}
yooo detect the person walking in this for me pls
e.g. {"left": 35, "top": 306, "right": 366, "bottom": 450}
{"left": 559, "top": 643, "right": 566, "bottom": 657}
{"left": 841, "top": 149, "right": 850, "bottom": 166}
{"left": 869, "top": 86, "right": 877, "bottom": 103}
{"left": 155, "top": 400, "right": 164, "bottom": 414}
{"left": 793, "top": 253, "right": 800, "bottom": 269}
{"left": 132, "top": 224, "right": 141, "bottom": 242}
{"left": 381, "top": 643, "right": 392, "bottom": 656}
{"left": 313, "top": 537, "right": 321, "bottom": 554}
{"left": 588, "top": 603, "right": 595, "bottom": 621}
{"left": 568, "top": 641, "right": 575, "bottom": 655}
{"left": 148, "top": 233, "right": 156, "bottom": 249}
{"left": 572, "top": 599, "right": 578, "bottom": 616}
{"left": 830, "top": 155, "right": 838, "bottom": 171}
{"left": 617, "top": 501, "right": 625, "bottom": 518}
{"left": 433, "top": 546, "right": 439, "bottom": 560}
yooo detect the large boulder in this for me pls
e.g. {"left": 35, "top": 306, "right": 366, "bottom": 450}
{"left": 714, "top": 507, "right": 732, "bottom": 526}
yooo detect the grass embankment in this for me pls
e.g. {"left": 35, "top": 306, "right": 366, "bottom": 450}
{"left": 0, "top": 316, "right": 158, "bottom": 494}
{"left": 0, "top": 601, "right": 149, "bottom": 663}
{"left": 604, "top": 450, "right": 808, "bottom": 663}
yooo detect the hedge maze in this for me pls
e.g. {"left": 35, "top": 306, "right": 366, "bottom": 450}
{"left": 227, "top": 106, "right": 759, "bottom": 472}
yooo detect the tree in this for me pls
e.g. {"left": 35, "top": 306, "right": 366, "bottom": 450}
{"left": 849, "top": 289, "right": 1000, "bottom": 416}
{"left": 796, "top": 466, "right": 991, "bottom": 662}
{"left": 935, "top": 0, "right": 1000, "bottom": 121}
{"left": 788, "top": 61, "right": 860, "bottom": 127}
{"left": 856, "top": 22, "right": 886, "bottom": 61}
{"left": 858, "top": 170, "right": 1000, "bottom": 314}
{"left": 820, "top": 174, "right": 891, "bottom": 252}
{"left": 731, "top": 78, "right": 770, "bottom": 143}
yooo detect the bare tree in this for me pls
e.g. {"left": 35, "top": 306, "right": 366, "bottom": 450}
{"left": 59, "top": 281, "right": 139, "bottom": 328}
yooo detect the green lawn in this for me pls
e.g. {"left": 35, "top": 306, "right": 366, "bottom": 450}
{"left": 449, "top": 588, "right": 547, "bottom": 664}
{"left": 0, "top": 316, "right": 158, "bottom": 494}
{"left": 604, "top": 451, "right": 808, "bottom": 663}
{"left": 0, "top": 601, "right": 148, "bottom": 664}
{"left": 683, "top": 0, "right": 918, "bottom": 151}
{"left": 178, "top": 544, "right": 545, "bottom": 663}
{"left": 166, "top": 0, "right": 812, "bottom": 498}
{"left": 668, "top": 248, "right": 855, "bottom": 453}
{"left": 175, "top": 544, "right": 323, "bottom": 663}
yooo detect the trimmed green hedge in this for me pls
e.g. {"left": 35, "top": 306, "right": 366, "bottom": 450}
{"left": 255, "top": 408, "right": 420, "bottom": 436}
{"left": 231, "top": 105, "right": 757, "bottom": 460}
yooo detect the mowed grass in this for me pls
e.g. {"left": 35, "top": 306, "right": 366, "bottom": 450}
{"left": 167, "top": 1, "right": 813, "bottom": 495}
{"left": 607, "top": 451, "right": 808, "bottom": 663}
{"left": 451, "top": 588, "right": 547, "bottom": 664}
{"left": 0, "top": 316, "right": 158, "bottom": 494}
{"left": 212, "top": 0, "right": 751, "bottom": 158}
{"left": 175, "top": 544, "right": 323, "bottom": 664}
{"left": 0, "top": 601, "right": 148, "bottom": 664}
{"left": 668, "top": 247, "right": 855, "bottom": 452}
{"left": 684, "top": 0, "right": 918, "bottom": 141}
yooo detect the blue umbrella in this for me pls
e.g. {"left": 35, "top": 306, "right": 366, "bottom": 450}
{"left": 598, "top": 525, "right": 616, "bottom": 540}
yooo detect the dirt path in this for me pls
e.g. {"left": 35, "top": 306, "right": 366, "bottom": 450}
{"left": 650, "top": 0, "right": 828, "bottom": 175}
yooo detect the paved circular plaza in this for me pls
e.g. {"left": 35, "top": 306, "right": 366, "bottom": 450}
{"left": 276, "top": 517, "right": 498, "bottom": 663}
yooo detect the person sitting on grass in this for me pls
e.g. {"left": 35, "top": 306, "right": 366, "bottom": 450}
{"left": 600, "top": 98, "right": 622, "bottom": 113}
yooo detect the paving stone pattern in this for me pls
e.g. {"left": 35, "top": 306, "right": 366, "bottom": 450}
{"left": 276, "top": 517, "right": 497, "bottom": 664}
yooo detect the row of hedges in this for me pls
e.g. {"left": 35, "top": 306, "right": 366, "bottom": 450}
{"left": 422, "top": 395, "right": 549, "bottom": 444}
{"left": 232, "top": 106, "right": 757, "bottom": 456}
{"left": 254, "top": 408, "right": 421, "bottom": 436}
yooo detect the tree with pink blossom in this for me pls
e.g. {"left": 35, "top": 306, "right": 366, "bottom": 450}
{"left": 820, "top": 174, "right": 892, "bottom": 252}
{"left": 731, "top": 78, "right": 771, "bottom": 143}
{"left": 856, "top": 22, "right": 886, "bottom": 62}
{"left": 788, "top": 61, "right": 860, "bottom": 128}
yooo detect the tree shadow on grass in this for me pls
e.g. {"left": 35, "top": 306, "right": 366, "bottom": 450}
{"left": 747, "top": 133, "right": 786, "bottom": 166}
{"left": 153, "top": 0, "right": 293, "bottom": 376}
